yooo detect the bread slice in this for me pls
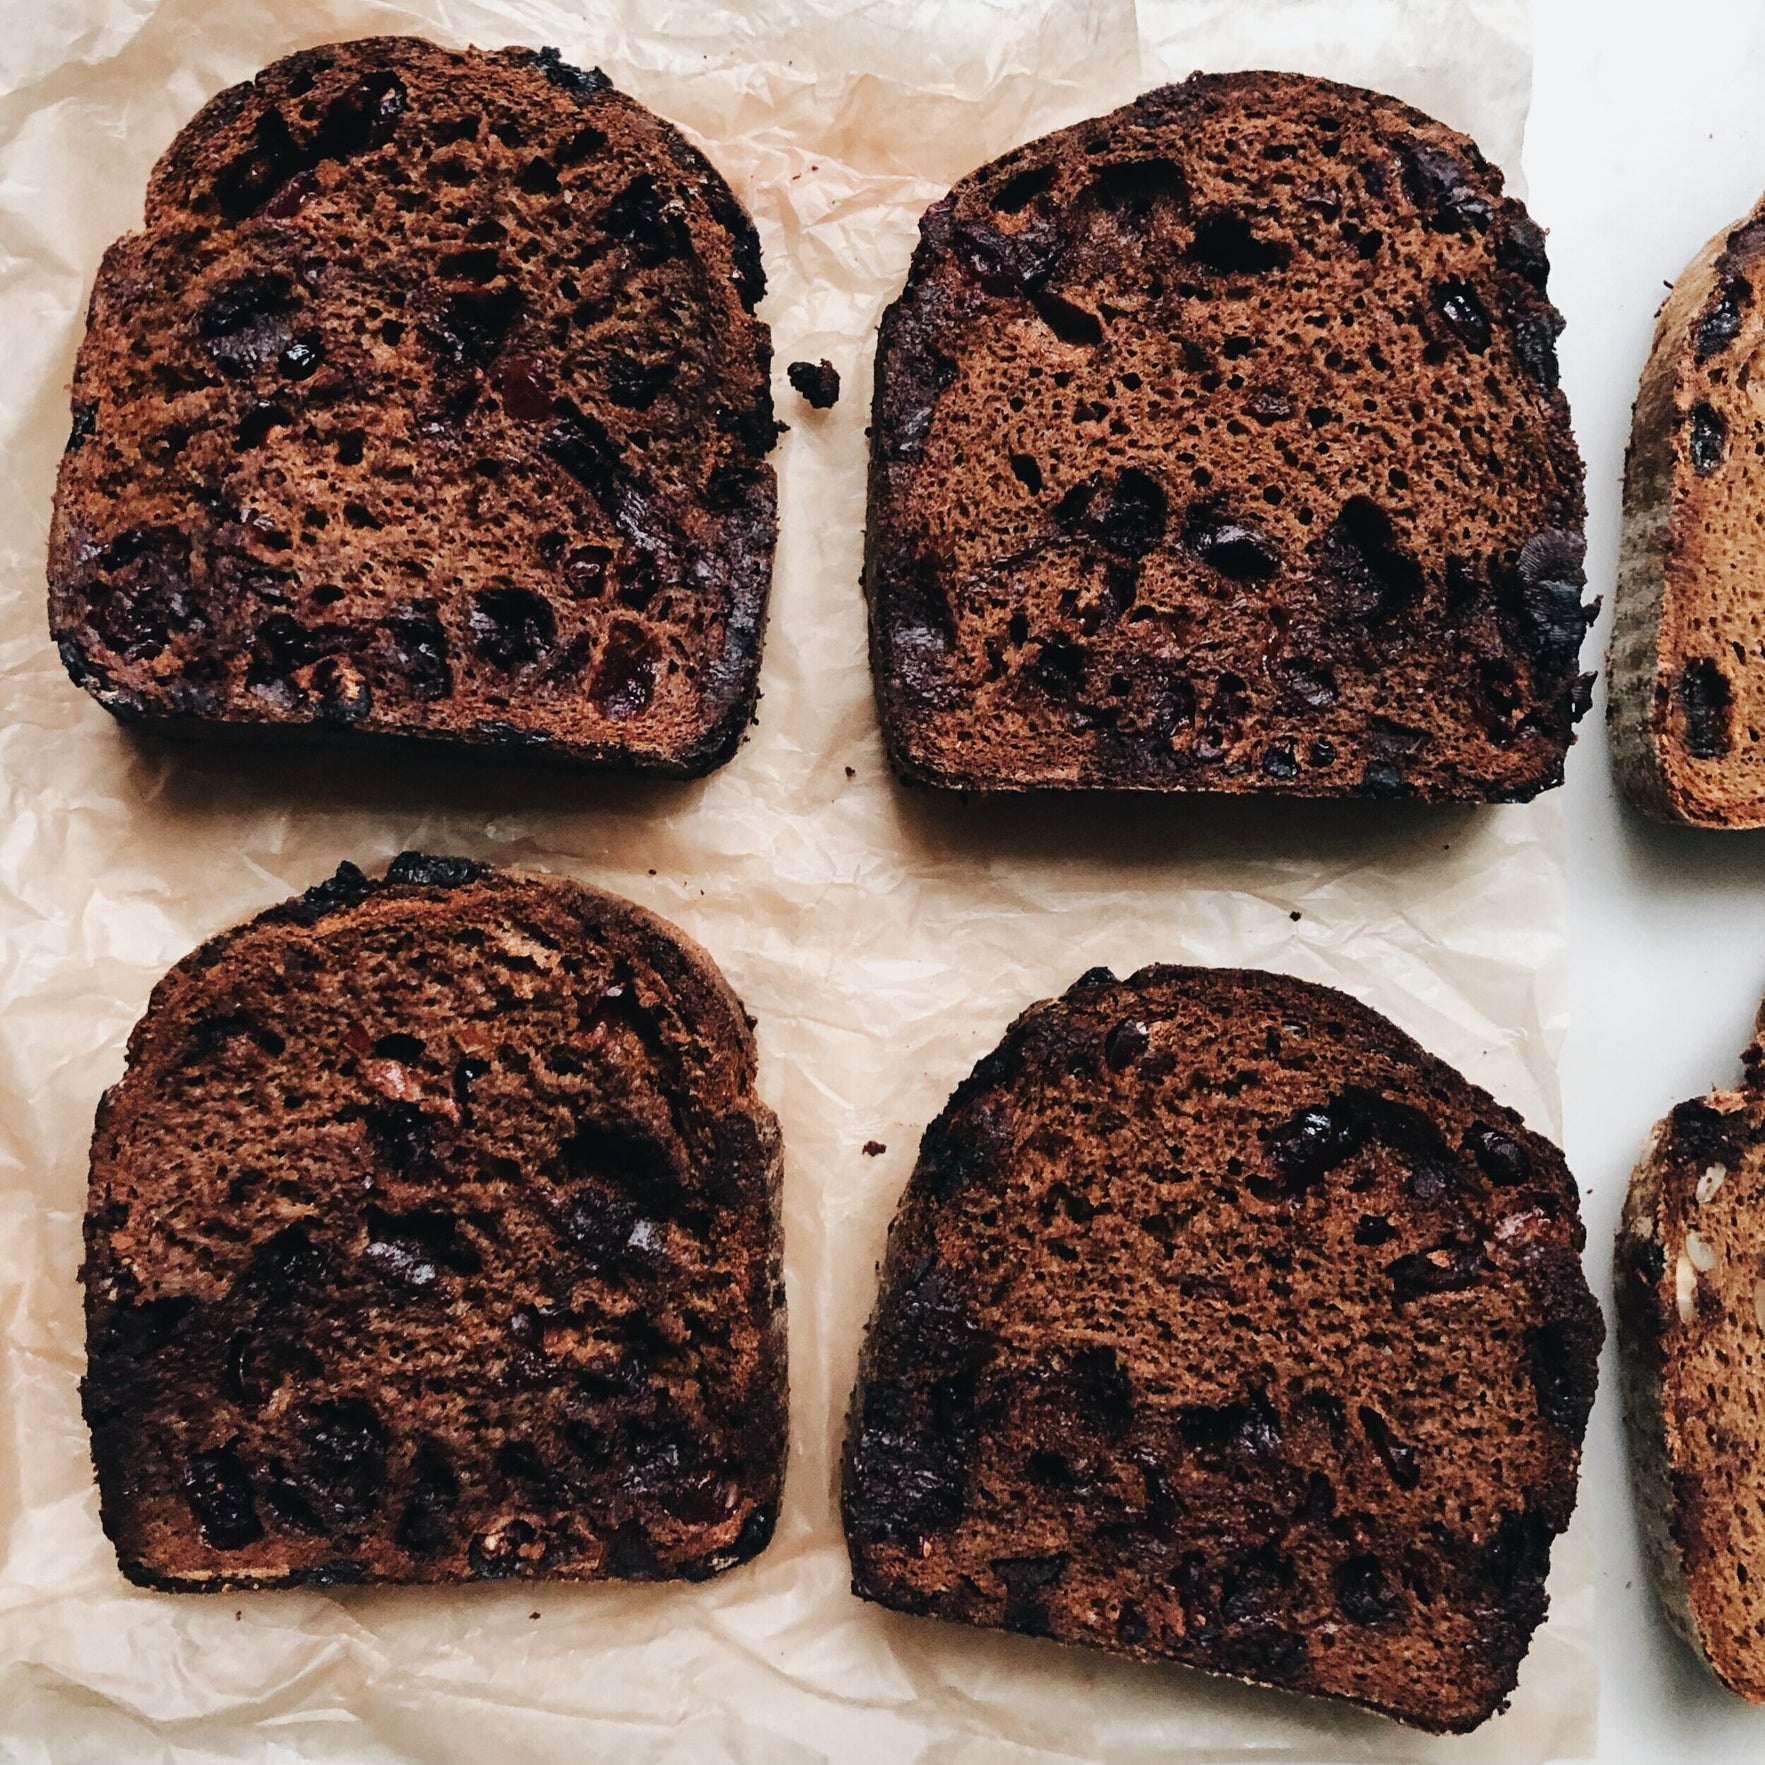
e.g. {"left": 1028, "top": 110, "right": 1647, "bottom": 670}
{"left": 1616, "top": 1008, "right": 1765, "bottom": 1696}
{"left": 1610, "top": 197, "right": 1765, "bottom": 824}
{"left": 82, "top": 855, "right": 786, "bottom": 1590}
{"left": 864, "top": 72, "right": 1590, "bottom": 799}
{"left": 842, "top": 967, "right": 1600, "bottom": 1732}
{"left": 50, "top": 38, "right": 776, "bottom": 775}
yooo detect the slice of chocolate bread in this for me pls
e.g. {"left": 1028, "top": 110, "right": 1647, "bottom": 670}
{"left": 1616, "top": 1008, "right": 1765, "bottom": 1697}
{"left": 1610, "top": 196, "right": 1765, "bottom": 824}
{"left": 82, "top": 856, "right": 786, "bottom": 1590}
{"left": 864, "top": 72, "right": 1590, "bottom": 800}
{"left": 50, "top": 38, "right": 776, "bottom": 775}
{"left": 842, "top": 967, "right": 1599, "bottom": 1732}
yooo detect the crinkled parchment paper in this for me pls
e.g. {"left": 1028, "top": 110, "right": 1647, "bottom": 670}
{"left": 0, "top": 0, "right": 1593, "bottom": 1758}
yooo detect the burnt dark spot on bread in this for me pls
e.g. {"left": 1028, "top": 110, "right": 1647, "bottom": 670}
{"left": 81, "top": 859, "right": 786, "bottom": 1590}
{"left": 49, "top": 37, "right": 776, "bottom": 776}
{"left": 843, "top": 967, "right": 1599, "bottom": 1733}
{"left": 866, "top": 73, "right": 1587, "bottom": 799}
{"left": 1516, "top": 528, "right": 1596, "bottom": 677}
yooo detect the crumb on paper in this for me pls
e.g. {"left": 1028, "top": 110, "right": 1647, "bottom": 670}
{"left": 863, "top": 1139, "right": 886, "bottom": 1157}
{"left": 788, "top": 358, "right": 841, "bottom": 408}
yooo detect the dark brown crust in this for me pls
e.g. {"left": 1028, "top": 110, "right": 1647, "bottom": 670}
{"left": 82, "top": 855, "right": 786, "bottom": 1590}
{"left": 864, "top": 72, "right": 1590, "bottom": 800}
{"left": 1615, "top": 1012, "right": 1765, "bottom": 1696}
{"left": 49, "top": 38, "right": 776, "bottom": 777}
{"left": 842, "top": 966, "right": 1599, "bottom": 1732}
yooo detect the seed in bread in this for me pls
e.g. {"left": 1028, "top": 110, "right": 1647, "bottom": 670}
{"left": 864, "top": 72, "right": 1591, "bottom": 800}
{"left": 50, "top": 38, "right": 777, "bottom": 774}
{"left": 842, "top": 966, "right": 1600, "bottom": 1732}
{"left": 82, "top": 856, "right": 786, "bottom": 1590}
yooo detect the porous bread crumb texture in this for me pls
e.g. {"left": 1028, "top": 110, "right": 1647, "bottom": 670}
{"left": 49, "top": 38, "right": 777, "bottom": 775}
{"left": 1610, "top": 196, "right": 1765, "bottom": 824}
{"left": 81, "top": 856, "right": 787, "bottom": 1591}
{"left": 1616, "top": 1016, "right": 1765, "bottom": 1698}
{"left": 842, "top": 967, "right": 1601, "bottom": 1734}
{"left": 865, "top": 72, "right": 1591, "bottom": 800}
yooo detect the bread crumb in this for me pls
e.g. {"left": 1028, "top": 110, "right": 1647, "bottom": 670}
{"left": 787, "top": 358, "right": 841, "bottom": 409}
{"left": 863, "top": 1140, "right": 887, "bottom": 1157}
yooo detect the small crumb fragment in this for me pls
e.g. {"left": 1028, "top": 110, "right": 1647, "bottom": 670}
{"left": 1289, "top": 910, "right": 1302, "bottom": 922}
{"left": 1676, "top": 1250, "right": 1698, "bottom": 1324}
{"left": 1697, "top": 1163, "right": 1727, "bottom": 1203}
{"left": 788, "top": 358, "right": 841, "bottom": 409}
{"left": 1686, "top": 1228, "right": 1719, "bottom": 1272}
{"left": 845, "top": 766, "right": 856, "bottom": 779}
{"left": 530, "top": 1611, "right": 540, "bottom": 1621}
{"left": 863, "top": 1140, "right": 887, "bottom": 1157}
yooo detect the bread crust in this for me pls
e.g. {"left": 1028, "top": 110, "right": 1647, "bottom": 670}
{"left": 843, "top": 965, "right": 1600, "bottom": 1732}
{"left": 49, "top": 38, "right": 776, "bottom": 776}
{"left": 82, "top": 856, "right": 786, "bottom": 1591}
{"left": 1610, "top": 199, "right": 1765, "bottom": 824}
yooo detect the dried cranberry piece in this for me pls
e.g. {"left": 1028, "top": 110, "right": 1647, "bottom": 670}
{"left": 1335, "top": 1552, "right": 1400, "bottom": 1624}
{"left": 1319, "top": 497, "right": 1421, "bottom": 622}
{"left": 1104, "top": 1017, "right": 1149, "bottom": 1069}
{"left": 184, "top": 1445, "right": 262, "bottom": 1550}
{"left": 1689, "top": 401, "right": 1728, "bottom": 475}
{"left": 1433, "top": 278, "right": 1491, "bottom": 351}
{"left": 1679, "top": 656, "right": 1733, "bottom": 759}
{"left": 395, "top": 1440, "right": 458, "bottom": 1554}
{"left": 495, "top": 353, "right": 552, "bottom": 420}
{"left": 469, "top": 588, "right": 555, "bottom": 669}
{"left": 198, "top": 273, "right": 297, "bottom": 374}
{"left": 590, "top": 624, "right": 659, "bottom": 720}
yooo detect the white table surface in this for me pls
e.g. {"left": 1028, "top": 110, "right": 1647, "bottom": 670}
{"left": 1534, "top": 0, "right": 1765, "bottom": 1756}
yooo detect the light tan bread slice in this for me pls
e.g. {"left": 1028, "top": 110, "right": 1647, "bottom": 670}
{"left": 1611, "top": 196, "right": 1765, "bottom": 824}
{"left": 1616, "top": 1006, "right": 1765, "bottom": 1697}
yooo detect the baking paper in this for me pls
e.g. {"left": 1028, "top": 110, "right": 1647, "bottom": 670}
{"left": 0, "top": 0, "right": 1592, "bottom": 1758}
